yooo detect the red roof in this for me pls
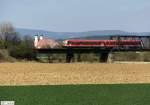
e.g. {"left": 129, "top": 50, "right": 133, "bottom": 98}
{"left": 37, "top": 39, "right": 59, "bottom": 48}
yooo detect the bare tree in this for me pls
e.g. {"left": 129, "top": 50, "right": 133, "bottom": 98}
{"left": 0, "top": 22, "right": 15, "bottom": 38}
{"left": 0, "top": 22, "right": 21, "bottom": 48}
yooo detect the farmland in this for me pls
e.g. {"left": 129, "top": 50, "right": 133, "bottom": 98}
{"left": 0, "top": 63, "right": 150, "bottom": 105}
{"left": 0, "top": 62, "right": 150, "bottom": 85}
{"left": 1, "top": 84, "right": 150, "bottom": 105}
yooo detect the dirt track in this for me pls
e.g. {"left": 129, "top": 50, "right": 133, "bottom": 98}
{"left": 0, "top": 63, "right": 150, "bottom": 85}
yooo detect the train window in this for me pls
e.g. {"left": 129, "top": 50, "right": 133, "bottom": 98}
{"left": 68, "top": 41, "right": 71, "bottom": 44}
{"left": 111, "top": 41, "right": 115, "bottom": 45}
{"left": 69, "top": 41, "right": 75, "bottom": 45}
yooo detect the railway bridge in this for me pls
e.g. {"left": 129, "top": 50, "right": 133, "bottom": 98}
{"left": 36, "top": 48, "right": 150, "bottom": 63}
{"left": 36, "top": 35, "right": 150, "bottom": 63}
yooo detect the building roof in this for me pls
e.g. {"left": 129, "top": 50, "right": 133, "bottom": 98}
{"left": 37, "top": 39, "right": 59, "bottom": 48}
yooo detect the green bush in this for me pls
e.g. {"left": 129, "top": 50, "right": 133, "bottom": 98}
{"left": 113, "top": 52, "right": 150, "bottom": 62}
{"left": 143, "top": 52, "right": 150, "bottom": 61}
{"left": 114, "top": 52, "right": 139, "bottom": 61}
{"left": 8, "top": 43, "right": 36, "bottom": 60}
{"left": 0, "top": 49, "right": 16, "bottom": 62}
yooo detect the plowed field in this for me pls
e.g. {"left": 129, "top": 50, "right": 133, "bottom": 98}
{"left": 0, "top": 63, "right": 150, "bottom": 85}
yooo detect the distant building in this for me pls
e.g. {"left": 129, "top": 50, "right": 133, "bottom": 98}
{"left": 34, "top": 35, "right": 60, "bottom": 49}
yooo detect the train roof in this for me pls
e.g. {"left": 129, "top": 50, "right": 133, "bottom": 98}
{"left": 66, "top": 39, "right": 141, "bottom": 42}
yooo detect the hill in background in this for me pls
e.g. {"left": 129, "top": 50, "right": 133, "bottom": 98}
{"left": 16, "top": 28, "right": 150, "bottom": 40}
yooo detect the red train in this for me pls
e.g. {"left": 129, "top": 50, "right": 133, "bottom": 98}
{"left": 63, "top": 39, "right": 143, "bottom": 49}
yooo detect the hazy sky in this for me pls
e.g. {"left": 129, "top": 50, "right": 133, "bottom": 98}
{"left": 0, "top": 0, "right": 150, "bottom": 32}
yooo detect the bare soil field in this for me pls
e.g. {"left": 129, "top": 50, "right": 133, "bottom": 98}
{"left": 0, "top": 62, "right": 150, "bottom": 85}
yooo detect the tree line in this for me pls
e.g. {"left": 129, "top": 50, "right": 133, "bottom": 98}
{"left": 0, "top": 22, "right": 36, "bottom": 61}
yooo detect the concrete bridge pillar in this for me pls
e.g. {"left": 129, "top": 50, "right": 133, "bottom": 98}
{"left": 66, "top": 48, "right": 74, "bottom": 63}
{"left": 99, "top": 50, "right": 114, "bottom": 63}
{"left": 107, "top": 52, "right": 113, "bottom": 63}
{"left": 99, "top": 52, "right": 109, "bottom": 63}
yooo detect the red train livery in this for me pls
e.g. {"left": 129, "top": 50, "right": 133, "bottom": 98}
{"left": 63, "top": 39, "right": 143, "bottom": 48}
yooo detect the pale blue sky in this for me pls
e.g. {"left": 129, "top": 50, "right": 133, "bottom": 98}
{"left": 0, "top": 0, "right": 150, "bottom": 32}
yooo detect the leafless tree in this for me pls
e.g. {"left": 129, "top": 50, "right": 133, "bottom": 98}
{"left": 0, "top": 22, "right": 21, "bottom": 48}
{"left": 0, "top": 22, "right": 15, "bottom": 38}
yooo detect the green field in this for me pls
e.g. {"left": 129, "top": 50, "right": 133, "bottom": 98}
{"left": 0, "top": 84, "right": 150, "bottom": 105}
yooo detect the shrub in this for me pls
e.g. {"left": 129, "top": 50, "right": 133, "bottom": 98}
{"left": 143, "top": 52, "right": 150, "bottom": 61}
{"left": 8, "top": 42, "right": 36, "bottom": 60}
{"left": 0, "top": 49, "right": 16, "bottom": 62}
{"left": 114, "top": 52, "right": 140, "bottom": 61}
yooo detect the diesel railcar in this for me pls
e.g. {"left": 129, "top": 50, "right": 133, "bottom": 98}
{"left": 63, "top": 39, "right": 143, "bottom": 49}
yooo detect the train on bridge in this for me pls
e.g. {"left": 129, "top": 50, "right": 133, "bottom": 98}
{"left": 63, "top": 39, "right": 143, "bottom": 49}
{"left": 36, "top": 35, "right": 150, "bottom": 63}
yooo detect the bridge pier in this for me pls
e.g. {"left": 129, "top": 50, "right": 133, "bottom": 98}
{"left": 99, "top": 52, "right": 109, "bottom": 62}
{"left": 66, "top": 48, "right": 74, "bottom": 63}
{"left": 107, "top": 52, "right": 113, "bottom": 63}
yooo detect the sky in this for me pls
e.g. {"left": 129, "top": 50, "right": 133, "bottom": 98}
{"left": 0, "top": 0, "right": 150, "bottom": 32}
